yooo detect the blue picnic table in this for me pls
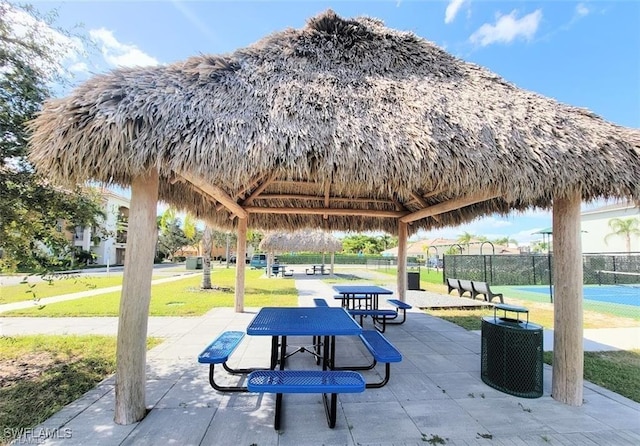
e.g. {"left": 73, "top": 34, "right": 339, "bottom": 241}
{"left": 246, "top": 306, "right": 364, "bottom": 429}
{"left": 247, "top": 306, "right": 361, "bottom": 369}
{"left": 333, "top": 285, "right": 393, "bottom": 310}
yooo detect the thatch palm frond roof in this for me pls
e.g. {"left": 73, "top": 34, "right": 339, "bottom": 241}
{"left": 28, "top": 10, "right": 640, "bottom": 235}
{"left": 259, "top": 230, "right": 342, "bottom": 253}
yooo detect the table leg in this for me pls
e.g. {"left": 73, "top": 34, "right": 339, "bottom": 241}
{"left": 329, "top": 335, "right": 336, "bottom": 370}
{"left": 270, "top": 336, "right": 279, "bottom": 370}
{"left": 279, "top": 335, "right": 287, "bottom": 370}
{"left": 322, "top": 393, "right": 338, "bottom": 428}
{"left": 274, "top": 392, "right": 283, "bottom": 430}
{"left": 322, "top": 335, "right": 331, "bottom": 370}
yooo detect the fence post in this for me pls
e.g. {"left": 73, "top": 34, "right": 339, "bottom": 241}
{"left": 483, "top": 255, "right": 487, "bottom": 282}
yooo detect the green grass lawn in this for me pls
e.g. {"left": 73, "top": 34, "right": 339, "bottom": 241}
{"left": 0, "top": 272, "right": 190, "bottom": 305}
{"left": 0, "top": 276, "right": 126, "bottom": 304}
{"left": 1, "top": 269, "right": 298, "bottom": 317}
{"left": 544, "top": 350, "right": 640, "bottom": 403}
{"left": 0, "top": 335, "right": 162, "bottom": 445}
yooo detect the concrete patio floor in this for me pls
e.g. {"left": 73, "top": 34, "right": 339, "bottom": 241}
{"left": 6, "top": 275, "right": 640, "bottom": 445}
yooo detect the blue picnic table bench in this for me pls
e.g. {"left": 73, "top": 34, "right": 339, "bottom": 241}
{"left": 247, "top": 369, "right": 365, "bottom": 429}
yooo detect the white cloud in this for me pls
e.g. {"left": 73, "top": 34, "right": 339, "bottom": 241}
{"left": 89, "top": 28, "right": 158, "bottom": 68}
{"left": 470, "top": 9, "right": 542, "bottom": 46}
{"left": 445, "top": 0, "right": 467, "bottom": 24}
{"left": 576, "top": 3, "right": 590, "bottom": 17}
{"left": 68, "top": 62, "right": 89, "bottom": 74}
{"left": 3, "top": 4, "right": 89, "bottom": 78}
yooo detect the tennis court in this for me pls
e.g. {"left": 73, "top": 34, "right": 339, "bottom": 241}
{"left": 513, "top": 284, "right": 640, "bottom": 307}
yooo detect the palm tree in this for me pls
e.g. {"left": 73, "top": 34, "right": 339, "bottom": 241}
{"left": 494, "top": 236, "right": 517, "bottom": 247}
{"left": 201, "top": 226, "right": 213, "bottom": 289}
{"left": 457, "top": 231, "right": 475, "bottom": 254}
{"left": 605, "top": 217, "right": 640, "bottom": 253}
{"left": 531, "top": 241, "right": 549, "bottom": 253}
{"left": 183, "top": 214, "right": 197, "bottom": 247}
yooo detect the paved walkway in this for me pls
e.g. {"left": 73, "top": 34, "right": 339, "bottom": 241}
{"left": 3, "top": 274, "right": 640, "bottom": 445}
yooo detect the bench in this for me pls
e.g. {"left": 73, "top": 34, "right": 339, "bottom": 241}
{"left": 334, "top": 329, "right": 402, "bottom": 388}
{"left": 472, "top": 281, "right": 504, "bottom": 303}
{"left": 198, "top": 331, "right": 265, "bottom": 392}
{"left": 247, "top": 370, "right": 365, "bottom": 429}
{"left": 457, "top": 279, "right": 475, "bottom": 298}
{"left": 385, "top": 299, "right": 412, "bottom": 325}
{"left": 313, "top": 298, "right": 329, "bottom": 307}
{"left": 305, "top": 264, "right": 330, "bottom": 275}
{"left": 446, "top": 278, "right": 461, "bottom": 295}
{"left": 347, "top": 308, "right": 397, "bottom": 333}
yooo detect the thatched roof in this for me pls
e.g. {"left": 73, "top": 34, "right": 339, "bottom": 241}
{"left": 28, "top": 10, "right": 640, "bottom": 235}
{"left": 259, "top": 230, "right": 342, "bottom": 253}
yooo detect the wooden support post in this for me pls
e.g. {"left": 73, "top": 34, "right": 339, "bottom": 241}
{"left": 267, "top": 251, "right": 273, "bottom": 278}
{"left": 114, "top": 170, "right": 159, "bottom": 425}
{"left": 397, "top": 223, "right": 408, "bottom": 302}
{"left": 552, "top": 190, "right": 584, "bottom": 406}
{"left": 235, "top": 218, "right": 247, "bottom": 313}
{"left": 330, "top": 252, "right": 335, "bottom": 275}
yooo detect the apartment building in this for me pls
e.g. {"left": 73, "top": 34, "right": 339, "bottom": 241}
{"left": 71, "top": 189, "right": 130, "bottom": 265}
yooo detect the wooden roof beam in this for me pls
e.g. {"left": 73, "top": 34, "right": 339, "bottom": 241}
{"left": 242, "top": 171, "right": 278, "bottom": 206}
{"left": 178, "top": 171, "right": 248, "bottom": 219}
{"left": 169, "top": 174, "right": 219, "bottom": 207}
{"left": 410, "top": 191, "right": 440, "bottom": 222}
{"left": 400, "top": 192, "right": 501, "bottom": 224}
{"left": 254, "top": 194, "right": 396, "bottom": 205}
{"left": 216, "top": 173, "right": 267, "bottom": 211}
{"left": 246, "top": 206, "right": 408, "bottom": 219}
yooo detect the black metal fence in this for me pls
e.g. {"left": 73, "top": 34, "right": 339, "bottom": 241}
{"left": 443, "top": 253, "right": 640, "bottom": 286}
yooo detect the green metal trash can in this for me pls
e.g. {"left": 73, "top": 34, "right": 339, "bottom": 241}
{"left": 186, "top": 256, "right": 203, "bottom": 270}
{"left": 481, "top": 304, "right": 543, "bottom": 398}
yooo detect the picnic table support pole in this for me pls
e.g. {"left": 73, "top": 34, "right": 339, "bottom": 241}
{"left": 397, "top": 221, "right": 408, "bottom": 302}
{"left": 551, "top": 190, "right": 583, "bottom": 406}
{"left": 235, "top": 217, "right": 247, "bottom": 312}
{"left": 114, "top": 170, "right": 158, "bottom": 425}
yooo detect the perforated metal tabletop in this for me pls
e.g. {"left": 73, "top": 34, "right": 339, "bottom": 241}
{"left": 247, "top": 307, "right": 361, "bottom": 336}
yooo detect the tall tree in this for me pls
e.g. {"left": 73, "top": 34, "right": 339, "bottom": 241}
{"left": 341, "top": 234, "right": 382, "bottom": 254}
{"left": 200, "top": 225, "right": 213, "bottom": 289}
{"left": 157, "top": 211, "right": 188, "bottom": 261}
{"left": 605, "top": 217, "right": 640, "bottom": 253}
{"left": 377, "top": 234, "right": 397, "bottom": 251}
{"left": 0, "top": 2, "right": 104, "bottom": 272}
{"left": 457, "top": 231, "right": 475, "bottom": 253}
{"left": 494, "top": 236, "right": 517, "bottom": 247}
{"left": 531, "top": 241, "right": 549, "bottom": 253}
{"left": 183, "top": 213, "right": 201, "bottom": 250}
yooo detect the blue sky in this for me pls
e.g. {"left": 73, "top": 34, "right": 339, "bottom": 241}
{"left": 25, "top": 0, "right": 640, "bottom": 244}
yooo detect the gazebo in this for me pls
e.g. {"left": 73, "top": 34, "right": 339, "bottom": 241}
{"left": 259, "top": 230, "right": 342, "bottom": 275}
{"left": 28, "top": 10, "right": 639, "bottom": 424}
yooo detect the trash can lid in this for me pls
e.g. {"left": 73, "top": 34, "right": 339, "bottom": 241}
{"left": 495, "top": 303, "right": 528, "bottom": 313}
{"left": 482, "top": 316, "right": 543, "bottom": 331}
